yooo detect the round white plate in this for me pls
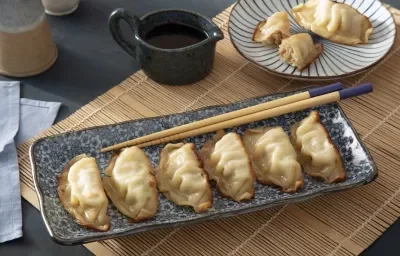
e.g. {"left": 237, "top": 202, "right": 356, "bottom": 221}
{"left": 229, "top": 0, "right": 397, "bottom": 80}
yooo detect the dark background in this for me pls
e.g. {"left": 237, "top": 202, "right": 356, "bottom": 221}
{"left": 0, "top": 0, "right": 399, "bottom": 255}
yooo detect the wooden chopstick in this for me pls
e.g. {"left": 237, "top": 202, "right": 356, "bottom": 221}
{"left": 100, "top": 83, "right": 342, "bottom": 152}
{"left": 132, "top": 83, "right": 372, "bottom": 148}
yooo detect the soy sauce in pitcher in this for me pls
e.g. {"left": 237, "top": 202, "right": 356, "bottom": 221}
{"left": 143, "top": 23, "right": 208, "bottom": 49}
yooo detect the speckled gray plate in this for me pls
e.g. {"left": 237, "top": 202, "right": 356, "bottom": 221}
{"left": 30, "top": 88, "right": 377, "bottom": 245}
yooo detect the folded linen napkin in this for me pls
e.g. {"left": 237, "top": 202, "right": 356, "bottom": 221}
{"left": 0, "top": 81, "right": 61, "bottom": 243}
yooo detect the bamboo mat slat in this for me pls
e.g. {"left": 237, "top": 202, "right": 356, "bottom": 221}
{"left": 18, "top": 4, "right": 400, "bottom": 256}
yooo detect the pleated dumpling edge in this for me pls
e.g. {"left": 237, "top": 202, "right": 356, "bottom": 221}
{"left": 292, "top": 0, "right": 373, "bottom": 45}
{"left": 58, "top": 154, "right": 110, "bottom": 231}
{"left": 103, "top": 146, "right": 158, "bottom": 222}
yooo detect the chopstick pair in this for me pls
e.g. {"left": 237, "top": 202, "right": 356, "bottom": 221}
{"left": 101, "top": 82, "right": 373, "bottom": 152}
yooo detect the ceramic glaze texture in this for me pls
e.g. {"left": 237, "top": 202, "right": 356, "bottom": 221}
{"left": 136, "top": 40, "right": 217, "bottom": 85}
{"left": 137, "top": 11, "right": 219, "bottom": 85}
{"left": 42, "top": 0, "right": 80, "bottom": 16}
{"left": 31, "top": 89, "right": 377, "bottom": 244}
{"left": 0, "top": 0, "right": 45, "bottom": 32}
{"left": 228, "top": 0, "right": 396, "bottom": 79}
{"left": 0, "top": 0, "right": 57, "bottom": 77}
{"left": 109, "top": 9, "right": 223, "bottom": 85}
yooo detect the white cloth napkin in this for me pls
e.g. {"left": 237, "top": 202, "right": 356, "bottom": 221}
{"left": 0, "top": 81, "right": 61, "bottom": 243}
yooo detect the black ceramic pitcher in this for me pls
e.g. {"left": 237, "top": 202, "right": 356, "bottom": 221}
{"left": 109, "top": 8, "right": 224, "bottom": 85}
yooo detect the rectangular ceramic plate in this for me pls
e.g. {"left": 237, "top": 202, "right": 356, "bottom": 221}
{"left": 30, "top": 88, "right": 377, "bottom": 245}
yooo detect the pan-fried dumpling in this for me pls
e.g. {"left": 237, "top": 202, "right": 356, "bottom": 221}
{"left": 200, "top": 131, "right": 255, "bottom": 202}
{"left": 279, "top": 33, "right": 322, "bottom": 70}
{"left": 243, "top": 127, "right": 303, "bottom": 192}
{"left": 292, "top": 0, "right": 373, "bottom": 45}
{"left": 156, "top": 143, "right": 212, "bottom": 213}
{"left": 103, "top": 147, "right": 158, "bottom": 221}
{"left": 253, "top": 12, "right": 291, "bottom": 45}
{"left": 290, "top": 111, "right": 346, "bottom": 183}
{"left": 58, "top": 154, "right": 110, "bottom": 231}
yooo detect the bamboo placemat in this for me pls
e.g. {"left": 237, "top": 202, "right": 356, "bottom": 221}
{"left": 18, "top": 4, "right": 400, "bottom": 256}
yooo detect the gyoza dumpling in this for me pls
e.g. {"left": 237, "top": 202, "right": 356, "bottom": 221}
{"left": 292, "top": 0, "right": 373, "bottom": 45}
{"left": 279, "top": 33, "right": 322, "bottom": 70}
{"left": 103, "top": 147, "right": 158, "bottom": 221}
{"left": 200, "top": 131, "right": 255, "bottom": 202}
{"left": 156, "top": 143, "right": 212, "bottom": 213}
{"left": 290, "top": 111, "right": 346, "bottom": 183}
{"left": 253, "top": 12, "right": 291, "bottom": 45}
{"left": 58, "top": 154, "right": 110, "bottom": 231}
{"left": 243, "top": 127, "right": 303, "bottom": 192}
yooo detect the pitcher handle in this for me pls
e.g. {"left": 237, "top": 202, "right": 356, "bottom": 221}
{"left": 109, "top": 8, "right": 141, "bottom": 58}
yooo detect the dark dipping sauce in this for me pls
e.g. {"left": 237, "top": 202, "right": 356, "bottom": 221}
{"left": 143, "top": 23, "right": 208, "bottom": 49}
